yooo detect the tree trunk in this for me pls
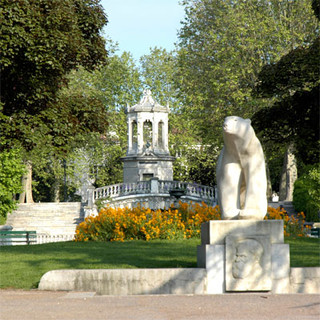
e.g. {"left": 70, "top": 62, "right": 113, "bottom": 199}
{"left": 19, "top": 160, "right": 34, "bottom": 203}
{"left": 266, "top": 163, "right": 273, "bottom": 201}
{"left": 52, "top": 179, "right": 60, "bottom": 203}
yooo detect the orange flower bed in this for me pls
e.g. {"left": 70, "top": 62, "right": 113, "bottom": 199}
{"left": 75, "top": 201, "right": 221, "bottom": 242}
{"left": 265, "top": 206, "right": 308, "bottom": 237}
{"left": 74, "top": 203, "right": 308, "bottom": 242}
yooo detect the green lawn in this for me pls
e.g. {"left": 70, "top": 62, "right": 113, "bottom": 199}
{"left": 0, "top": 237, "right": 319, "bottom": 289}
{"left": 285, "top": 236, "right": 320, "bottom": 267}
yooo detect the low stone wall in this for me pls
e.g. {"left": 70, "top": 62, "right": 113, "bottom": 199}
{"left": 290, "top": 268, "right": 320, "bottom": 294}
{"left": 38, "top": 267, "right": 320, "bottom": 295}
{"left": 38, "top": 268, "right": 206, "bottom": 295}
{"left": 38, "top": 221, "right": 320, "bottom": 295}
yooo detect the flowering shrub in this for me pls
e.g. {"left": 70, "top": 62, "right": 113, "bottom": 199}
{"left": 74, "top": 203, "right": 309, "bottom": 242}
{"left": 74, "top": 201, "right": 221, "bottom": 242}
{"left": 265, "top": 206, "right": 309, "bottom": 237}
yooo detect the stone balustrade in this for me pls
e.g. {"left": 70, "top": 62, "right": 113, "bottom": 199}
{"left": 159, "top": 180, "right": 215, "bottom": 200}
{"left": 89, "top": 179, "right": 216, "bottom": 208}
{"left": 37, "top": 233, "right": 75, "bottom": 244}
{"left": 93, "top": 181, "right": 151, "bottom": 200}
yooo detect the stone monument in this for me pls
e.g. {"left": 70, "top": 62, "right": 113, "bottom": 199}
{"left": 198, "top": 116, "right": 290, "bottom": 293}
{"left": 122, "top": 90, "right": 175, "bottom": 183}
{"left": 279, "top": 143, "right": 297, "bottom": 201}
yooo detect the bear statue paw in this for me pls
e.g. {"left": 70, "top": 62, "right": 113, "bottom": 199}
{"left": 222, "top": 209, "right": 240, "bottom": 220}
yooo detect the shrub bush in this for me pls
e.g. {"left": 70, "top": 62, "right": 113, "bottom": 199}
{"left": 293, "top": 165, "right": 320, "bottom": 222}
{"left": 0, "top": 148, "right": 25, "bottom": 220}
{"left": 75, "top": 202, "right": 309, "bottom": 242}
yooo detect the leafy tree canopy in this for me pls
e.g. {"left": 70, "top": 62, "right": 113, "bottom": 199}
{"left": 1, "top": 0, "right": 107, "bottom": 117}
{"left": 177, "top": 0, "right": 318, "bottom": 145}
{"left": 57, "top": 45, "right": 143, "bottom": 189}
{"left": 252, "top": 0, "right": 319, "bottom": 166}
{"left": 0, "top": 0, "right": 108, "bottom": 203}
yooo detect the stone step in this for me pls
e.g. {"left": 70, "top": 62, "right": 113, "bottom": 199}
{"left": 6, "top": 202, "right": 83, "bottom": 236}
{"left": 12, "top": 226, "right": 76, "bottom": 235}
{"left": 281, "top": 202, "right": 297, "bottom": 215}
{"left": 8, "top": 214, "right": 83, "bottom": 220}
{"left": 12, "top": 203, "right": 81, "bottom": 212}
{"left": 10, "top": 215, "right": 81, "bottom": 222}
{"left": 7, "top": 217, "right": 82, "bottom": 224}
{"left": 10, "top": 221, "right": 81, "bottom": 227}
{"left": 12, "top": 226, "right": 77, "bottom": 230}
{"left": 15, "top": 202, "right": 81, "bottom": 207}
{"left": 268, "top": 201, "right": 297, "bottom": 216}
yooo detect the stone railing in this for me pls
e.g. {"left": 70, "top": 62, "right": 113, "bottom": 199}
{"left": 93, "top": 181, "right": 151, "bottom": 201}
{"left": 159, "top": 180, "right": 215, "bottom": 200}
{"left": 37, "top": 234, "right": 75, "bottom": 244}
{"left": 88, "top": 179, "right": 216, "bottom": 207}
{"left": 1, "top": 233, "right": 75, "bottom": 246}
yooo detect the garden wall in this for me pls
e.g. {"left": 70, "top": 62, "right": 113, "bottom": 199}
{"left": 39, "top": 267, "right": 320, "bottom": 295}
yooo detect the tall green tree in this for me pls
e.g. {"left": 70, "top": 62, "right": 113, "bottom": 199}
{"left": 140, "top": 48, "right": 180, "bottom": 108}
{"left": 0, "top": 0, "right": 108, "bottom": 203}
{"left": 177, "top": 0, "right": 318, "bottom": 146}
{"left": 252, "top": 0, "right": 320, "bottom": 167}
{"left": 59, "top": 45, "right": 143, "bottom": 188}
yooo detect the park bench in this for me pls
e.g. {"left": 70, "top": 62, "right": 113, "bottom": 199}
{"left": 310, "top": 228, "right": 320, "bottom": 238}
{"left": 0, "top": 230, "right": 37, "bottom": 245}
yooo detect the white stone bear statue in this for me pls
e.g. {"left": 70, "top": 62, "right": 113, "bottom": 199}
{"left": 216, "top": 116, "right": 267, "bottom": 220}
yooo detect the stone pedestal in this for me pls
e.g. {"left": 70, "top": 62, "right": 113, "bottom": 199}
{"left": 197, "top": 220, "right": 290, "bottom": 293}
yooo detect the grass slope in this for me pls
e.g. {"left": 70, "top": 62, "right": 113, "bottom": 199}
{"left": 0, "top": 237, "right": 319, "bottom": 289}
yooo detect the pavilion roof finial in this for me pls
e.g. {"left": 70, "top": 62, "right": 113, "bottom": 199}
{"left": 127, "top": 88, "right": 170, "bottom": 113}
{"left": 139, "top": 89, "right": 155, "bottom": 105}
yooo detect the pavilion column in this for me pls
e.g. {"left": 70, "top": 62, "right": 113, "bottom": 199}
{"left": 153, "top": 120, "right": 158, "bottom": 150}
{"left": 137, "top": 120, "right": 144, "bottom": 153}
{"left": 128, "top": 119, "right": 132, "bottom": 153}
{"left": 164, "top": 119, "right": 169, "bottom": 152}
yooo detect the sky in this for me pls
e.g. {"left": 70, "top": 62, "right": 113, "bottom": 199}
{"left": 100, "top": 0, "right": 185, "bottom": 61}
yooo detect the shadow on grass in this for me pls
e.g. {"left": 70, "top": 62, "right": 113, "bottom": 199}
{"left": 17, "top": 240, "right": 196, "bottom": 266}
{"left": 1, "top": 239, "right": 201, "bottom": 289}
{"left": 1, "top": 237, "right": 319, "bottom": 289}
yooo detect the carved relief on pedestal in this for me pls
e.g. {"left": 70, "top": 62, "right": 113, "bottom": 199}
{"left": 226, "top": 235, "right": 272, "bottom": 291}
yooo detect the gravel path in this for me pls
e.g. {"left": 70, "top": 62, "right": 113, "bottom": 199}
{"left": 1, "top": 290, "right": 320, "bottom": 320}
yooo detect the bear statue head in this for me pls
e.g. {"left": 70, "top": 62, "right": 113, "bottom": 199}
{"left": 223, "top": 116, "right": 251, "bottom": 134}
{"left": 222, "top": 116, "right": 254, "bottom": 143}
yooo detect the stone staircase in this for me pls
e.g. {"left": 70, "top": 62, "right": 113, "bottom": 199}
{"left": 268, "top": 201, "right": 297, "bottom": 216}
{"left": 6, "top": 202, "right": 84, "bottom": 236}
{"left": 281, "top": 201, "right": 297, "bottom": 216}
